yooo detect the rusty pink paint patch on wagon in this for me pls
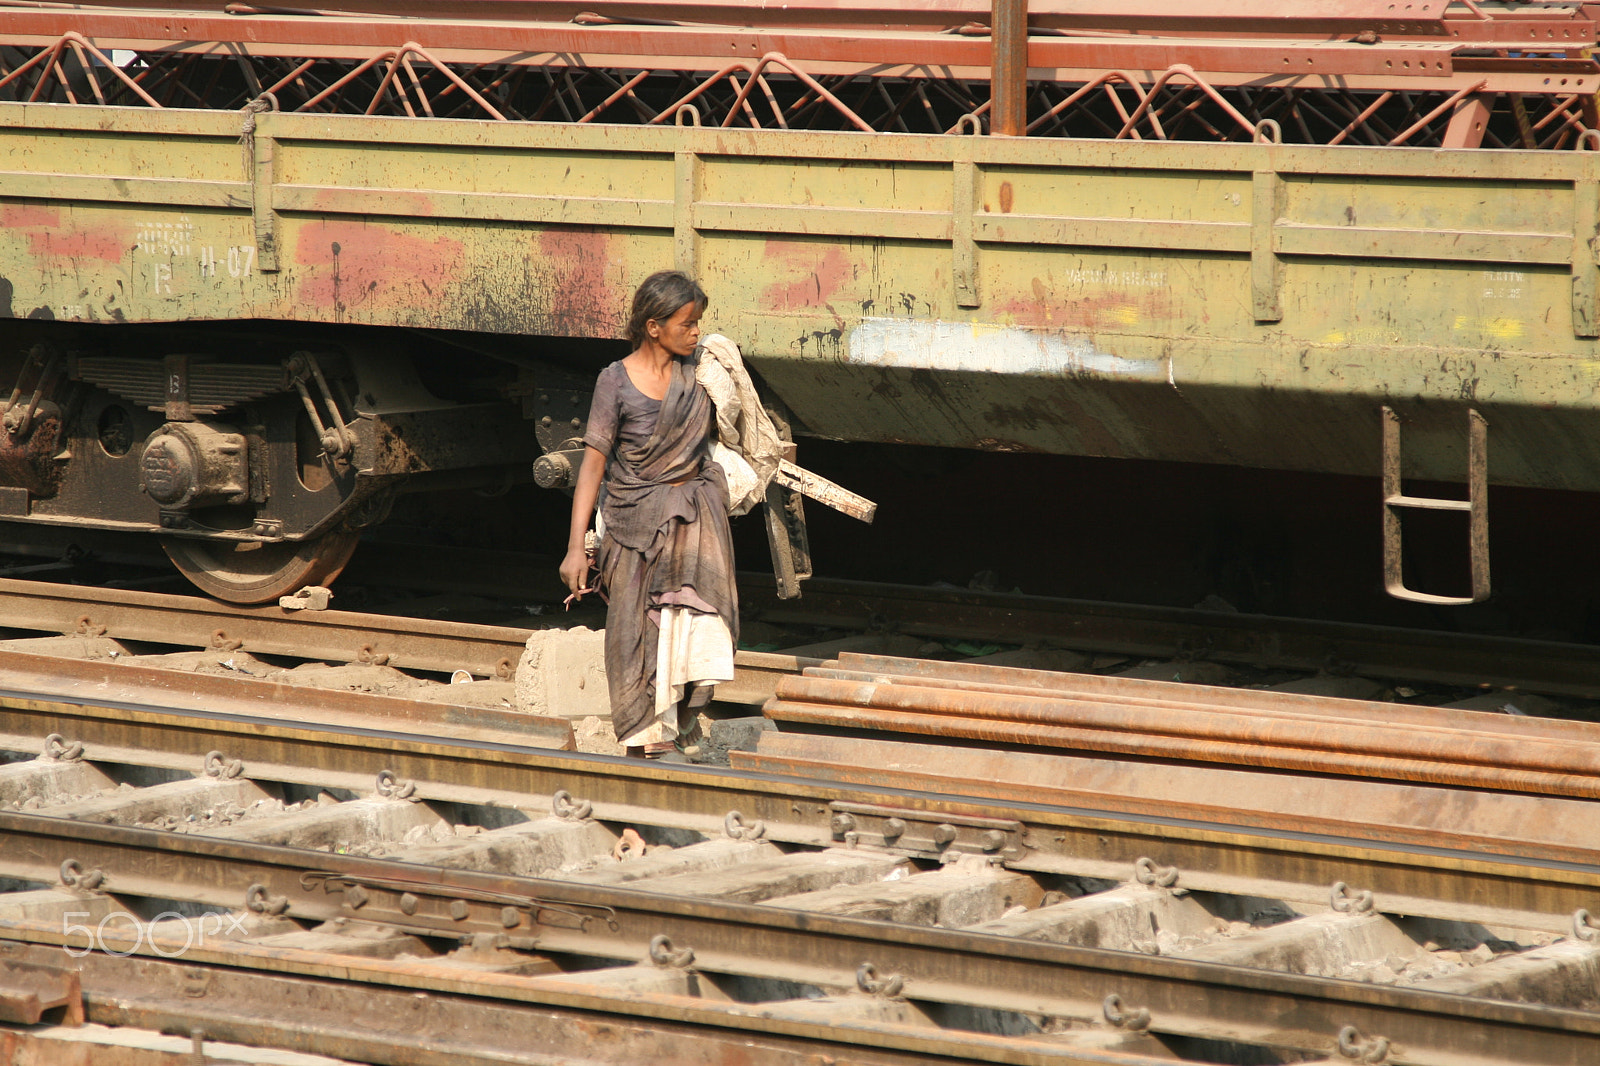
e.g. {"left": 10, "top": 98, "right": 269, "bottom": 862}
{"left": 295, "top": 220, "right": 464, "bottom": 317}
{"left": 761, "top": 241, "right": 851, "bottom": 312}
{"left": 23, "top": 230, "right": 129, "bottom": 264}
{"left": 535, "top": 227, "right": 622, "bottom": 338}
{"left": 2, "top": 204, "right": 60, "bottom": 229}
{"left": 997, "top": 277, "right": 1180, "bottom": 332}
{"left": 9, "top": 205, "right": 128, "bottom": 263}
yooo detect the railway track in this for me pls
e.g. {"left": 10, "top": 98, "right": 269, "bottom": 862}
{"left": 2, "top": 694, "right": 1600, "bottom": 1065}
{"left": 2, "top": 565, "right": 1600, "bottom": 1061}
{"left": 5, "top": 541, "right": 1600, "bottom": 715}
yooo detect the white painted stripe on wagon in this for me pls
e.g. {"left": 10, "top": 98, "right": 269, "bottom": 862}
{"left": 846, "top": 318, "right": 1162, "bottom": 376}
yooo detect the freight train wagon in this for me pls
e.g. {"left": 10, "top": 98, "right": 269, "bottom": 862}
{"left": 3, "top": 0, "right": 1600, "bottom": 605}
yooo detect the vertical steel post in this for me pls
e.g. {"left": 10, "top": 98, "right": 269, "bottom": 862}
{"left": 991, "top": 0, "right": 1027, "bottom": 136}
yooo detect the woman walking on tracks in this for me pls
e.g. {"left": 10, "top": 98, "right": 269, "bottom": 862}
{"left": 560, "top": 271, "right": 738, "bottom": 760}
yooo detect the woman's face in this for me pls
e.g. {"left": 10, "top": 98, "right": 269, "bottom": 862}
{"left": 650, "top": 301, "right": 702, "bottom": 357}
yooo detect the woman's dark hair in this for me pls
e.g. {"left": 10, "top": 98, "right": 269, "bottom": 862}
{"left": 626, "top": 270, "right": 707, "bottom": 347}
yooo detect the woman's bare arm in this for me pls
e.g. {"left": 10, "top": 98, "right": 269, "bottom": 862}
{"left": 559, "top": 445, "right": 606, "bottom": 594}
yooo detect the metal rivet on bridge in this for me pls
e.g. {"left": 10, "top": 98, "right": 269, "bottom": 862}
{"left": 450, "top": 900, "right": 470, "bottom": 920}
{"left": 399, "top": 893, "right": 418, "bottom": 916}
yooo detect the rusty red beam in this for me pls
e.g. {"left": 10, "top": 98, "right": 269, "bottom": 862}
{"left": 0, "top": 11, "right": 1500, "bottom": 72}
{"left": 0, "top": 9, "right": 1594, "bottom": 88}
{"left": 990, "top": 0, "right": 1027, "bottom": 136}
{"left": 7, "top": 0, "right": 1593, "bottom": 39}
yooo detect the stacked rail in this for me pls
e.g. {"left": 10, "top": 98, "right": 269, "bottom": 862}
{"left": 745, "top": 650, "right": 1600, "bottom": 858}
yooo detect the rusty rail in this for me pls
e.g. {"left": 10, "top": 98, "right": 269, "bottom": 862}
{"left": 0, "top": 575, "right": 807, "bottom": 707}
{"left": 0, "top": 647, "right": 573, "bottom": 749}
{"left": 2, "top": 805, "right": 1600, "bottom": 1063}
{"left": 1, "top": 682, "right": 1597, "bottom": 932}
{"left": 733, "top": 730, "right": 1600, "bottom": 869}
{"left": 764, "top": 652, "right": 1600, "bottom": 800}
{"left": 735, "top": 575, "right": 1600, "bottom": 699}
{"left": 4, "top": 666, "right": 1600, "bottom": 1060}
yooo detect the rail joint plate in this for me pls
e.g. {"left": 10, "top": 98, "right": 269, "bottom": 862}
{"left": 828, "top": 800, "right": 1022, "bottom": 862}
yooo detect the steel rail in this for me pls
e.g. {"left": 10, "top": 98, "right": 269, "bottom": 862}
{"left": 4, "top": 532, "right": 1600, "bottom": 704}
{"left": 0, "top": 647, "right": 575, "bottom": 749}
{"left": 4, "top": 688, "right": 1600, "bottom": 935}
{"left": 764, "top": 661, "right": 1600, "bottom": 799}
{"left": 12, "top": 541, "right": 1600, "bottom": 702}
{"left": 358, "top": 540, "right": 1600, "bottom": 700}
{"left": 735, "top": 574, "right": 1600, "bottom": 699}
{"left": 734, "top": 729, "right": 1600, "bottom": 867}
{"left": 0, "top": 940, "right": 1162, "bottom": 1066}
{"left": 2, "top": 556, "right": 1600, "bottom": 726}
{"left": 2, "top": 1, "right": 1591, "bottom": 46}
{"left": 0, "top": 575, "right": 807, "bottom": 704}
{"left": 0, "top": 575, "right": 534, "bottom": 678}
{"left": 2, "top": 810, "right": 1600, "bottom": 1064}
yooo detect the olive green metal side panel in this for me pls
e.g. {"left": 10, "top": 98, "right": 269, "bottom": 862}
{"left": 3, "top": 103, "right": 1600, "bottom": 488}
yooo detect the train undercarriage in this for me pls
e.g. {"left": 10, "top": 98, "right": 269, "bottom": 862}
{"left": 0, "top": 318, "right": 550, "bottom": 601}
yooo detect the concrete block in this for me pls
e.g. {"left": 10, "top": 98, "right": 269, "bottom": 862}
{"left": 573, "top": 715, "right": 624, "bottom": 756}
{"left": 708, "top": 716, "right": 773, "bottom": 756}
{"left": 514, "top": 627, "right": 610, "bottom": 720}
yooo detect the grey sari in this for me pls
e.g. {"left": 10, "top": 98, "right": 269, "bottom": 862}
{"left": 583, "top": 353, "right": 738, "bottom": 742}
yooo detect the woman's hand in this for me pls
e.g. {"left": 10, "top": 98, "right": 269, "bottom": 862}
{"left": 559, "top": 546, "right": 591, "bottom": 597}
{"left": 561, "top": 445, "right": 606, "bottom": 603}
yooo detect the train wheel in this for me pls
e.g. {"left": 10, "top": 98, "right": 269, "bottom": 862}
{"left": 160, "top": 530, "right": 360, "bottom": 605}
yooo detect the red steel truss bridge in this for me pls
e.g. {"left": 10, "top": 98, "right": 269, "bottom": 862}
{"left": 2, "top": 0, "right": 1600, "bottom": 146}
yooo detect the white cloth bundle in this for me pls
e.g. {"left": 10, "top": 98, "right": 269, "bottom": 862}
{"left": 695, "top": 334, "right": 786, "bottom": 516}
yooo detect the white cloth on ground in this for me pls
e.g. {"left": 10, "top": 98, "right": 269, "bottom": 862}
{"left": 694, "top": 334, "right": 785, "bottom": 516}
